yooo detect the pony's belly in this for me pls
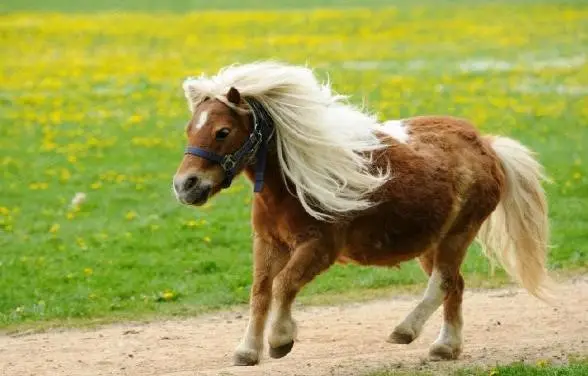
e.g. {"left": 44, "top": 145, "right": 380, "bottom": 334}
{"left": 337, "top": 241, "right": 425, "bottom": 267}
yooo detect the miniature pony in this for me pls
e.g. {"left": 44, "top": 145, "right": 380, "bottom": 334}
{"left": 172, "top": 62, "right": 550, "bottom": 365}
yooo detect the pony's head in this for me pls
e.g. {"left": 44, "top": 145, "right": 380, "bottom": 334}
{"left": 173, "top": 87, "right": 252, "bottom": 206}
{"left": 173, "top": 61, "right": 390, "bottom": 220}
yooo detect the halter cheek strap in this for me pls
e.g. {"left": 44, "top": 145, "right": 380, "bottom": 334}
{"left": 184, "top": 97, "right": 274, "bottom": 192}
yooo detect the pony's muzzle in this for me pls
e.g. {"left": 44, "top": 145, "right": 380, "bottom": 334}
{"left": 173, "top": 173, "right": 211, "bottom": 206}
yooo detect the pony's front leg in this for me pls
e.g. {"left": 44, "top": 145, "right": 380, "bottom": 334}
{"left": 234, "top": 236, "right": 289, "bottom": 366}
{"left": 268, "top": 238, "right": 336, "bottom": 359}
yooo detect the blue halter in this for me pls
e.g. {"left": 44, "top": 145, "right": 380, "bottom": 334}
{"left": 184, "top": 98, "right": 274, "bottom": 192}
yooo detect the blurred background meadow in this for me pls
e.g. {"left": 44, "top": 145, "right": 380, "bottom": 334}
{"left": 1, "top": 0, "right": 586, "bottom": 329}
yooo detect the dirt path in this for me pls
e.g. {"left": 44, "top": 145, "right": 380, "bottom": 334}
{"left": 1, "top": 277, "right": 587, "bottom": 376}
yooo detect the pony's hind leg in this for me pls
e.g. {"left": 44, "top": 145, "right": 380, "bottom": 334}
{"left": 387, "top": 257, "right": 445, "bottom": 345}
{"left": 267, "top": 237, "right": 336, "bottom": 359}
{"left": 426, "top": 230, "right": 476, "bottom": 361}
{"left": 388, "top": 229, "right": 474, "bottom": 361}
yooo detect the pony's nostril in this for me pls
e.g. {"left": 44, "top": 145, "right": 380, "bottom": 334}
{"left": 183, "top": 176, "right": 199, "bottom": 191}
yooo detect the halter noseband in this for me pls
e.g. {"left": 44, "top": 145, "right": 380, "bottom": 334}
{"left": 184, "top": 98, "right": 274, "bottom": 192}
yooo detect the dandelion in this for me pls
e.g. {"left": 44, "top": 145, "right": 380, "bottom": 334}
{"left": 536, "top": 359, "right": 550, "bottom": 368}
{"left": 60, "top": 168, "right": 71, "bottom": 182}
{"left": 125, "top": 211, "right": 137, "bottom": 220}
{"left": 185, "top": 220, "right": 199, "bottom": 227}
{"left": 203, "top": 236, "right": 211, "bottom": 243}
{"left": 76, "top": 237, "right": 88, "bottom": 250}
{"left": 128, "top": 114, "right": 143, "bottom": 124}
{"left": 49, "top": 223, "right": 60, "bottom": 234}
{"left": 84, "top": 267, "right": 93, "bottom": 276}
{"left": 157, "top": 289, "right": 178, "bottom": 302}
{"left": 29, "top": 182, "right": 49, "bottom": 190}
{"left": 91, "top": 181, "right": 102, "bottom": 190}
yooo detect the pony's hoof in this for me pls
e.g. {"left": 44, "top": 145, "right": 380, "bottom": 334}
{"left": 387, "top": 327, "right": 416, "bottom": 344}
{"left": 428, "top": 343, "right": 461, "bottom": 361}
{"left": 269, "top": 341, "right": 294, "bottom": 359}
{"left": 233, "top": 350, "right": 259, "bottom": 366}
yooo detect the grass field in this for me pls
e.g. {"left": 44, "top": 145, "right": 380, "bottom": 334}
{"left": 1, "top": 0, "right": 587, "bottom": 329}
{"left": 367, "top": 359, "right": 588, "bottom": 376}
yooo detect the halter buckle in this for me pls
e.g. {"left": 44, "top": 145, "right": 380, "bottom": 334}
{"left": 221, "top": 155, "right": 237, "bottom": 171}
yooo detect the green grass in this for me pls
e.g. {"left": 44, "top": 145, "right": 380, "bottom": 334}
{"left": 1, "top": 0, "right": 587, "bottom": 329}
{"left": 2, "top": 0, "right": 578, "bottom": 12}
{"left": 367, "top": 359, "right": 588, "bottom": 376}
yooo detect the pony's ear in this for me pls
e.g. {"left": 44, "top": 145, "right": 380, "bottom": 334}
{"left": 226, "top": 87, "right": 241, "bottom": 105}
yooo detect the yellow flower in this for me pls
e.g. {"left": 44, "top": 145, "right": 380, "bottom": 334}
{"left": 49, "top": 223, "right": 60, "bottom": 234}
{"left": 0, "top": 207, "right": 9, "bottom": 216}
{"left": 128, "top": 114, "right": 143, "bottom": 124}
{"left": 29, "top": 182, "right": 49, "bottom": 190}
{"left": 60, "top": 168, "right": 71, "bottom": 182}
{"left": 161, "top": 291, "right": 175, "bottom": 301}
{"left": 125, "top": 211, "right": 137, "bottom": 220}
{"left": 536, "top": 359, "right": 550, "bottom": 368}
{"left": 203, "top": 236, "right": 211, "bottom": 243}
{"left": 76, "top": 237, "right": 88, "bottom": 250}
{"left": 91, "top": 181, "right": 102, "bottom": 190}
{"left": 185, "top": 220, "right": 199, "bottom": 227}
{"left": 84, "top": 267, "right": 93, "bottom": 276}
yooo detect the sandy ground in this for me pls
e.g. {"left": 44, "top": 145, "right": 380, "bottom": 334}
{"left": 1, "top": 277, "right": 587, "bottom": 376}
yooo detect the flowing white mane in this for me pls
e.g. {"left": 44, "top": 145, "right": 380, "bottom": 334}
{"left": 183, "top": 61, "right": 390, "bottom": 220}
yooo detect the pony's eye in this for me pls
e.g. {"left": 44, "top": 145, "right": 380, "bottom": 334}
{"left": 215, "top": 128, "right": 231, "bottom": 141}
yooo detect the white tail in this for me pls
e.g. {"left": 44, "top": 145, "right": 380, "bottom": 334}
{"left": 477, "top": 136, "right": 552, "bottom": 300}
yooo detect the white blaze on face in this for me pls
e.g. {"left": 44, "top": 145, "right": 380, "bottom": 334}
{"left": 195, "top": 111, "right": 209, "bottom": 130}
{"left": 380, "top": 120, "right": 409, "bottom": 144}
